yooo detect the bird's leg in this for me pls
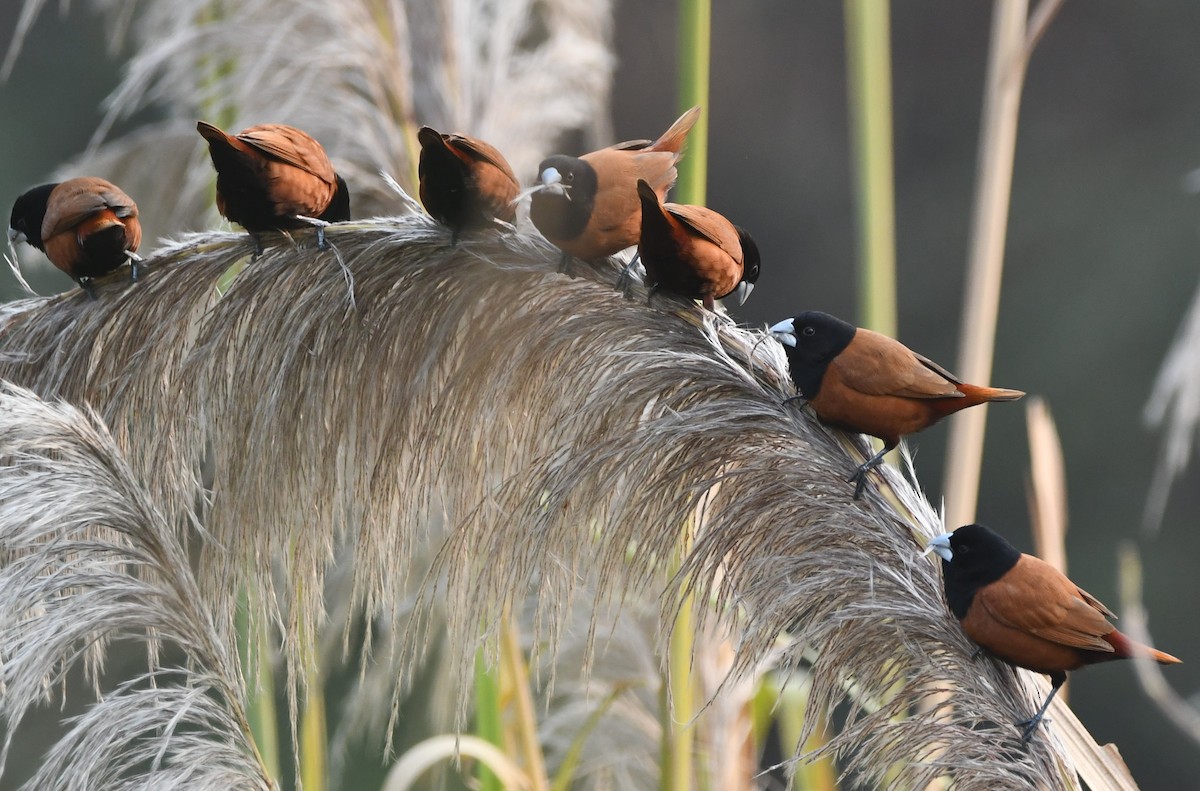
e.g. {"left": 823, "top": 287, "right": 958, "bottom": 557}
{"left": 703, "top": 295, "right": 716, "bottom": 311}
{"left": 294, "top": 215, "right": 332, "bottom": 249}
{"left": 617, "top": 252, "right": 642, "bottom": 299}
{"left": 557, "top": 251, "right": 574, "bottom": 276}
{"left": 77, "top": 277, "right": 98, "bottom": 301}
{"left": 781, "top": 394, "right": 808, "bottom": 407}
{"left": 645, "top": 284, "right": 662, "bottom": 307}
{"left": 848, "top": 443, "right": 892, "bottom": 500}
{"left": 1018, "top": 673, "right": 1065, "bottom": 743}
{"left": 970, "top": 646, "right": 987, "bottom": 661}
{"left": 250, "top": 234, "right": 265, "bottom": 261}
{"left": 128, "top": 252, "right": 143, "bottom": 282}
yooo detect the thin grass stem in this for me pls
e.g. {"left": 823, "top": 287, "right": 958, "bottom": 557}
{"left": 500, "top": 615, "right": 550, "bottom": 791}
{"left": 676, "top": 0, "right": 710, "bottom": 206}
{"left": 238, "top": 589, "right": 281, "bottom": 782}
{"left": 475, "top": 649, "right": 505, "bottom": 791}
{"left": 843, "top": 0, "right": 897, "bottom": 337}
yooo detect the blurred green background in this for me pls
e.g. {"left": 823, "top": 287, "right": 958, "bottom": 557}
{"left": 3, "top": 0, "right": 1199, "bottom": 786}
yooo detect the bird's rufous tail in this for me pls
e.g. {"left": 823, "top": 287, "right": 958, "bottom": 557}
{"left": 650, "top": 106, "right": 702, "bottom": 154}
{"left": 196, "top": 121, "right": 253, "bottom": 156}
{"left": 956, "top": 383, "right": 1026, "bottom": 404}
{"left": 1107, "top": 629, "right": 1182, "bottom": 665}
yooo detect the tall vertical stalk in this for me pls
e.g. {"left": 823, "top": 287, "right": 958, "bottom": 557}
{"left": 237, "top": 590, "right": 281, "bottom": 782}
{"left": 676, "top": 0, "right": 710, "bottom": 207}
{"left": 843, "top": 0, "right": 897, "bottom": 337}
{"left": 661, "top": 1, "right": 710, "bottom": 788}
{"left": 941, "top": 0, "right": 1030, "bottom": 528}
{"left": 474, "top": 650, "right": 504, "bottom": 791}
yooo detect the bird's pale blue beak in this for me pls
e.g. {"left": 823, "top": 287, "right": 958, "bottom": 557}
{"left": 732, "top": 281, "right": 754, "bottom": 306}
{"left": 7, "top": 228, "right": 24, "bottom": 245}
{"left": 924, "top": 533, "right": 953, "bottom": 562}
{"left": 769, "top": 317, "right": 796, "bottom": 347}
{"left": 538, "top": 167, "right": 569, "bottom": 199}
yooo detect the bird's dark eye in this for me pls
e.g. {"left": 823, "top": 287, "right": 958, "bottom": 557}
{"left": 802, "top": 326, "right": 816, "bottom": 337}
{"left": 959, "top": 544, "right": 970, "bottom": 554}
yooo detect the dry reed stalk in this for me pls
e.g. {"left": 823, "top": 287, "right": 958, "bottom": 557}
{"left": 942, "top": 0, "right": 1067, "bottom": 528}
{"left": 1024, "top": 396, "right": 1069, "bottom": 707}
{"left": 1025, "top": 396, "right": 1068, "bottom": 574}
{"left": 0, "top": 217, "right": 1081, "bottom": 788}
{"left": 942, "top": 0, "right": 1029, "bottom": 527}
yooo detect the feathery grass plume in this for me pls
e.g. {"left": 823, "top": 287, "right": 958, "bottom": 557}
{"left": 0, "top": 217, "right": 1083, "bottom": 787}
{"left": 1143, "top": 277, "right": 1200, "bottom": 531}
{"left": 6, "top": 0, "right": 613, "bottom": 251}
{"left": 0, "top": 383, "right": 273, "bottom": 790}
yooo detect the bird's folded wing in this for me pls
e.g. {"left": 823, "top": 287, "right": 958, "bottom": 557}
{"left": 238, "top": 125, "right": 336, "bottom": 183}
{"left": 666, "top": 204, "right": 742, "bottom": 261}
{"left": 447, "top": 135, "right": 516, "bottom": 179}
{"left": 42, "top": 179, "right": 136, "bottom": 240}
{"left": 832, "top": 329, "right": 963, "bottom": 399}
{"left": 978, "top": 557, "right": 1116, "bottom": 653}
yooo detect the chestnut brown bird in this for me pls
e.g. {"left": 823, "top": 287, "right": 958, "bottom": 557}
{"left": 417, "top": 126, "right": 519, "bottom": 243}
{"left": 529, "top": 106, "right": 701, "bottom": 270}
{"left": 8, "top": 178, "right": 142, "bottom": 298}
{"left": 770, "top": 311, "right": 1024, "bottom": 498}
{"left": 196, "top": 121, "right": 350, "bottom": 253}
{"left": 635, "top": 179, "right": 760, "bottom": 310}
{"left": 927, "top": 524, "right": 1181, "bottom": 742}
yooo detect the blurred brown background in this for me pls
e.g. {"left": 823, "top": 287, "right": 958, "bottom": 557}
{"left": 3, "top": 0, "right": 1200, "bottom": 786}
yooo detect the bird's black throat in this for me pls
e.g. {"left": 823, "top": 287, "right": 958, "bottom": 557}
{"left": 782, "top": 311, "right": 856, "bottom": 399}
{"left": 529, "top": 156, "right": 597, "bottom": 242}
{"left": 940, "top": 523, "right": 1022, "bottom": 619}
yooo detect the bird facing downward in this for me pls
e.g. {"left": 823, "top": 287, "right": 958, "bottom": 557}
{"left": 196, "top": 121, "right": 350, "bottom": 253}
{"left": 529, "top": 105, "right": 701, "bottom": 268}
{"left": 927, "top": 524, "right": 1181, "bottom": 742}
{"left": 769, "top": 311, "right": 1024, "bottom": 498}
{"left": 9, "top": 177, "right": 142, "bottom": 298}
{"left": 417, "top": 126, "right": 519, "bottom": 243}
{"left": 635, "top": 179, "right": 760, "bottom": 310}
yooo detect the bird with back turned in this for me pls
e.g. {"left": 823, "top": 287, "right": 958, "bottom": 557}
{"left": 530, "top": 106, "right": 701, "bottom": 272}
{"left": 635, "top": 178, "right": 760, "bottom": 310}
{"left": 770, "top": 310, "right": 1024, "bottom": 498}
{"left": 9, "top": 177, "right": 142, "bottom": 299}
{"left": 926, "top": 524, "right": 1181, "bottom": 742}
{"left": 417, "top": 126, "right": 519, "bottom": 243}
{"left": 196, "top": 121, "right": 350, "bottom": 254}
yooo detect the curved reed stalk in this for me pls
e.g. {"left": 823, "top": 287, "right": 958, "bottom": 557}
{"left": 0, "top": 217, "right": 1079, "bottom": 788}
{"left": 0, "top": 383, "right": 273, "bottom": 790}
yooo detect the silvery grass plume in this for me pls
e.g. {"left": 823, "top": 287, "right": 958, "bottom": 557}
{"left": 1144, "top": 279, "right": 1200, "bottom": 530}
{"left": 5, "top": 0, "right": 613, "bottom": 247}
{"left": 0, "top": 383, "right": 274, "bottom": 790}
{"left": 0, "top": 216, "right": 1079, "bottom": 788}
